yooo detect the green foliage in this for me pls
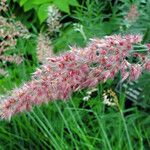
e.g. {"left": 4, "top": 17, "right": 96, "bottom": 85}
{"left": 137, "top": 72, "right": 150, "bottom": 106}
{"left": 37, "top": 3, "right": 51, "bottom": 23}
{"left": 53, "top": 0, "right": 79, "bottom": 14}
{"left": 52, "top": 25, "right": 87, "bottom": 53}
{"left": 14, "top": 0, "right": 79, "bottom": 23}
{"left": 53, "top": 0, "right": 121, "bottom": 52}
{"left": 0, "top": 88, "right": 149, "bottom": 149}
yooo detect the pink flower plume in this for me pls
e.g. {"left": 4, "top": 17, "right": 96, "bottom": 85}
{"left": 0, "top": 34, "right": 150, "bottom": 120}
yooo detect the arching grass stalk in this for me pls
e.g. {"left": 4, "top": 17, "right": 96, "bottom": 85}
{"left": 114, "top": 90, "right": 133, "bottom": 150}
{"left": 1, "top": 34, "right": 150, "bottom": 120}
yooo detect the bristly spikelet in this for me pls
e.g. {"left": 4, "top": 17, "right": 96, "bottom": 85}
{"left": 37, "top": 33, "right": 53, "bottom": 64}
{"left": 125, "top": 4, "right": 139, "bottom": 23}
{"left": 1, "top": 34, "right": 150, "bottom": 120}
{"left": 103, "top": 89, "right": 118, "bottom": 106}
{"left": 0, "top": 16, "right": 31, "bottom": 76}
{"left": 47, "top": 5, "right": 61, "bottom": 35}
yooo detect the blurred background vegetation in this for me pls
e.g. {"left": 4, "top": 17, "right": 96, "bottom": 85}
{"left": 0, "top": 0, "right": 150, "bottom": 149}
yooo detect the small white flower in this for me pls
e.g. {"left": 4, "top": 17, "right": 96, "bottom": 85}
{"left": 103, "top": 92, "right": 116, "bottom": 106}
{"left": 83, "top": 95, "right": 91, "bottom": 101}
{"left": 86, "top": 88, "right": 98, "bottom": 95}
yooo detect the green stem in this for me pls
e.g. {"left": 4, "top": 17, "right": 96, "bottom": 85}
{"left": 118, "top": 106, "right": 133, "bottom": 150}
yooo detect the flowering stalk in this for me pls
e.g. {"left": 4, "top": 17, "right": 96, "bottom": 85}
{"left": 125, "top": 4, "right": 139, "bottom": 23}
{"left": 0, "top": 16, "right": 31, "bottom": 76}
{"left": 0, "top": 34, "right": 150, "bottom": 120}
{"left": 47, "top": 5, "right": 61, "bottom": 35}
{"left": 37, "top": 33, "right": 53, "bottom": 64}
